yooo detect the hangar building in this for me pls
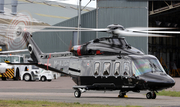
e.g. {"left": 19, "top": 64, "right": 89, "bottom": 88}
{"left": 0, "top": 0, "right": 93, "bottom": 50}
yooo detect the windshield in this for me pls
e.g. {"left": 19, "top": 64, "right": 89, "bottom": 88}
{"left": 0, "top": 56, "right": 19, "bottom": 63}
{"left": 0, "top": 56, "right": 7, "bottom": 63}
{"left": 8, "top": 56, "right": 19, "bottom": 62}
{"left": 132, "top": 58, "right": 165, "bottom": 76}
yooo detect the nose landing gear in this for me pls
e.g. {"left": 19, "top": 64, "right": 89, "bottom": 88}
{"left": 146, "top": 91, "right": 156, "bottom": 99}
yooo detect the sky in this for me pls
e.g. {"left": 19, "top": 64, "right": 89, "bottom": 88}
{"left": 48, "top": 0, "right": 96, "bottom": 8}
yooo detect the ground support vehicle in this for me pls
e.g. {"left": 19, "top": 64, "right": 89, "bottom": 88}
{"left": 21, "top": 65, "right": 59, "bottom": 82}
{"left": 0, "top": 55, "right": 28, "bottom": 80}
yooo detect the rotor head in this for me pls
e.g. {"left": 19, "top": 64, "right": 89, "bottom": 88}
{"left": 107, "top": 24, "right": 125, "bottom": 37}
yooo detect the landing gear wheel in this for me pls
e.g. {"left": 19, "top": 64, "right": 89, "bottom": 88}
{"left": 74, "top": 89, "right": 81, "bottom": 98}
{"left": 152, "top": 92, "right": 156, "bottom": 99}
{"left": 118, "top": 91, "right": 126, "bottom": 98}
{"left": 41, "top": 76, "right": 46, "bottom": 82}
{"left": 2, "top": 77, "right": 6, "bottom": 81}
{"left": 146, "top": 92, "right": 152, "bottom": 99}
{"left": 23, "top": 74, "right": 31, "bottom": 81}
{"left": 146, "top": 92, "right": 156, "bottom": 99}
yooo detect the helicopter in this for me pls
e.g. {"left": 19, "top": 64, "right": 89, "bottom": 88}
{"left": 5, "top": 24, "right": 177, "bottom": 99}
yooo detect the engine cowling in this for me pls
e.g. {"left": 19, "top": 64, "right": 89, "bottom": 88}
{"left": 70, "top": 45, "right": 85, "bottom": 56}
{"left": 70, "top": 45, "right": 104, "bottom": 56}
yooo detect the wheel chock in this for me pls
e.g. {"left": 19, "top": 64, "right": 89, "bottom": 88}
{"left": 124, "top": 95, "right": 128, "bottom": 98}
{"left": 118, "top": 95, "right": 128, "bottom": 98}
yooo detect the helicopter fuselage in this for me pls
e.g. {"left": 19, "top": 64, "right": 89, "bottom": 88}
{"left": 19, "top": 32, "right": 175, "bottom": 99}
{"left": 38, "top": 54, "right": 175, "bottom": 92}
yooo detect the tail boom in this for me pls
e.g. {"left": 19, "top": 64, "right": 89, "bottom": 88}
{"left": 23, "top": 32, "right": 74, "bottom": 75}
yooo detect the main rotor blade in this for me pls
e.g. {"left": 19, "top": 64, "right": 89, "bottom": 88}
{"left": 4, "top": 29, "right": 108, "bottom": 33}
{"left": 126, "top": 27, "right": 174, "bottom": 31}
{"left": 135, "top": 30, "right": 180, "bottom": 34}
{"left": 2, "top": 24, "right": 108, "bottom": 32}
{"left": 3, "top": 24, "right": 107, "bottom": 30}
{"left": 114, "top": 29, "right": 171, "bottom": 37}
{"left": 24, "top": 25, "right": 98, "bottom": 30}
{"left": 26, "top": 28, "right": 108, "bottom": 32}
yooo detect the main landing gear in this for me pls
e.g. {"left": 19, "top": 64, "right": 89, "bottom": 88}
{"left": 74, "top": 89, "right": 81, "bottom": 98}
{"left": 73, "top": 86, "right": 87, "bottom": 98}
{"left": 146, "top": 91, "right": 156, "bottom": 99}
{"left": 73, "top": 86, "right": 157, "bottom": 99}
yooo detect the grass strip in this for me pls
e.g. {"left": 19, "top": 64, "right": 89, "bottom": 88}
{"left": 157, "top": 90, "right": 180, "bottom": 97}
{"left": 0, "top": 100, "right": 142, "bottom": 107}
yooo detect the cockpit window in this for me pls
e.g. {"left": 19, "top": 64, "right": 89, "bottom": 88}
{"left": 150, "top": 59, "right": 164, "bottom": 72}
{"left": 132, "top": 59, "right": 151, "bottom": 76}
{"left": 132, "top": 58, "right": 165, "bottom": 76}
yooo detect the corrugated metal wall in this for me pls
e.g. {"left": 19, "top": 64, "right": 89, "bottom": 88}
{"left": 32, "top": 17, "right": 77, "bottom": 53}
{"left": 97, "top": 0, "right": 148, "bottom": 54}
{"left": 33, "top": 0, "right": 148, "bottom": 54}
{"left": 81, "top": 10, "right": 96, "bottom": 43}
{"left": 33, "top": 10, "right": 96, "bottom": 53}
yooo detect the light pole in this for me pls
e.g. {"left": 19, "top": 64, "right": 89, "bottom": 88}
{"left": 77, "top": 0, "right": 92, "bottom": 45}
{"left": 77, "top": 0, "right": 81, "bottom": 45}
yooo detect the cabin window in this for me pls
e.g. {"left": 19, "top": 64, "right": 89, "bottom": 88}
{"left": 123, "top": 62, "right": 130, "bottom": 76}
{"left": 94, "top": 62, "right": 100, "bottom": 76}
{"left": 114, "top": 62, "right": 120, "bottom": 76}
{"left": 103, "top": 62, "right": 111, "bottom": 76}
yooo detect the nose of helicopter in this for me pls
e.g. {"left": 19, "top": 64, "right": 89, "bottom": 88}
{"left": 146, "top": 75, "right": 175, "bottom": 90}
